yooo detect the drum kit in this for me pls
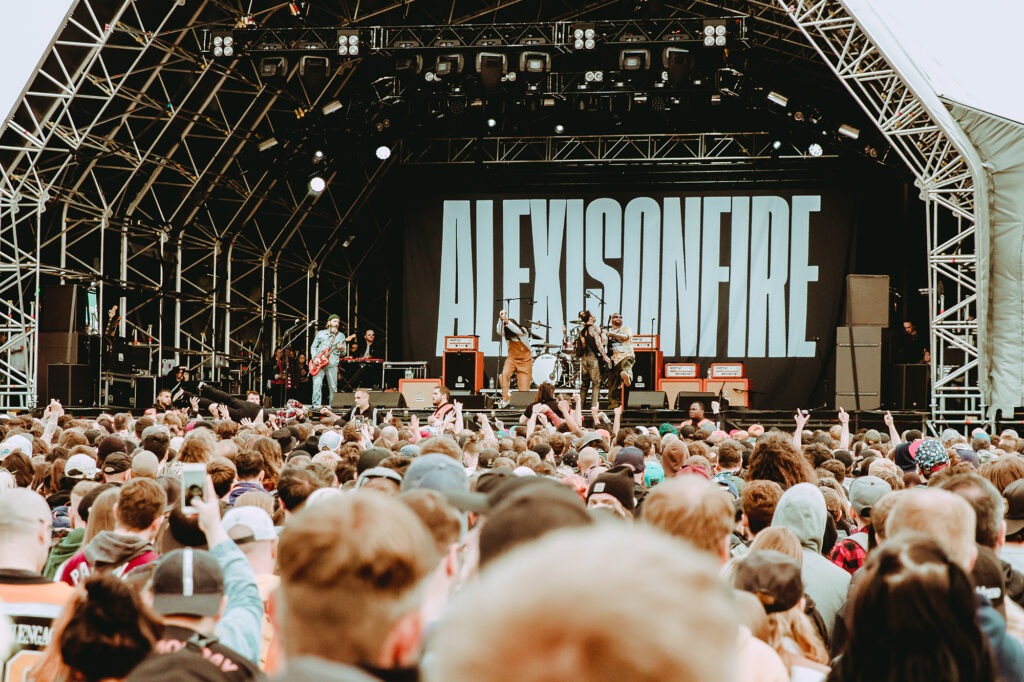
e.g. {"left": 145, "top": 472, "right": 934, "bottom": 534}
{"left": 524, "top": 317, "right": 588, "bottom": 389}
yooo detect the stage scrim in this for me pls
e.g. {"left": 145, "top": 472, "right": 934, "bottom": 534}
{"left": 403, "top": 188, "right": 856, "bottom": 408}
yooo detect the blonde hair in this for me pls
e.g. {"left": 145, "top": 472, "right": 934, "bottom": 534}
{"left": 749, "top": 527, "right": 803, "bottom": 563}
{"left": 84, "top": 488, "right": 119, "bottom": 544}
{"left": 641, "top": 476, "right": 734, "bottom": 557}
{"left": 766, "top": 607, "right": 829, "bottom": 666}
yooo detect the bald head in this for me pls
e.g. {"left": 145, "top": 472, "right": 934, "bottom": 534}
{"left": 0, "top": 489, "right": 52, "bottom": 572}
{"left": 886, "top": 488, "right": 977, "bottom": 571}
{"left": 578, "top": 447, "right": 600, "bottom": 471}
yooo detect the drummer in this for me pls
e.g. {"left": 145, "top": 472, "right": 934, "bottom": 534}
{"left": 497, "top": 309, "right": 534, "bottom": 409}
{"left": 518, "top": 382, "right": 564, "bottom": 426}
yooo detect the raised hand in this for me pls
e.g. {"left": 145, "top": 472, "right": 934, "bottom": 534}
{"left": 838, "top": 406, "right": 849, "bottom": 425}
{"left": 883, "top": 410, "right": 894, "bottom": 428}
{"left": 794, "top": 409, "right": 810, "bottom": 430}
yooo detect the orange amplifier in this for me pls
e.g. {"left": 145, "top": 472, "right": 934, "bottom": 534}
{"left": 631, "top": 334, "right": 660, "bottom": 350}
{"left": 658, "top": 378, "right": 705, "bottom": 410}
{"left": 704, "top": 378, "right": 750, "bottom": 408}
{"left": 444, "top": 335, "right": 479, "bottom": 351}
{"left": 399, "top": 378, "right": 442, "bottom": 408}
{"left": 708, "top": 362, "right": 746, "bottom": 379}
{"left": 664, "top": 363, "right": 700, "bottom": 378}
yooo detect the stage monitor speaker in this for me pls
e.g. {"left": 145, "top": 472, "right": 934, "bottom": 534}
{"left": 133, "top": 376, "right": 156, "bottom": 409}
{"left": 47, "top": 364, "right": 93, "bottom": 407}
{"left": 892, "top": 364, "right": 929, "bottom": 410}
{"left": 835, "top": 326, "right": 882, "bottom": 410}
{"left": 845, "top": 275, "right": 890, "bottom": 327}
{"left": 370, "top": 391, "right": 406, "bottom": 408}
{"left": 631, "top": 350, "right": 663, "bottom": 390}
{"left": 672, "top": 391, "right": 727, "bottom": 412}
{"left": 509, "top": 390, "right": 535, "bottom": 408}
{"left": 399, "top": 378, "right": 442, "bottom": 409}
{"left": 627, "top": 391, "right": 667, "bottom": 409}
{"left": 703, "top": 378, "right": 751, "bottom": 408}
{"left": 452, "top": 392, "right": 491, "bottom": 409}
{"left": 330, "top": 392, "right": 357, "bottom": 409}
{"left": 443, "top": 351, "right": 484, "bottom": 392}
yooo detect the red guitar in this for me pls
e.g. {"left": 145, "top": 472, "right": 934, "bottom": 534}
{"left": 308, "top": 333, "right": 355, "bottom": 376}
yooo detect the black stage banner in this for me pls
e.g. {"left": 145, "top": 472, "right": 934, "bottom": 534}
{"left": 402, "top": 188, "right": 855, "bottom": 408}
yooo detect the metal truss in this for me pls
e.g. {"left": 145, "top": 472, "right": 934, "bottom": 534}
{"left": 401, "top": 131, "right": 834, "bottom": 165}
{"left": 782, "top": 0, "right": 985, "bottom": 432}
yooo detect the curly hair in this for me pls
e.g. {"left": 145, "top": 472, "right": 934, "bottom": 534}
{"left": 746, "top": 433, "right": 816, "bottom": 490}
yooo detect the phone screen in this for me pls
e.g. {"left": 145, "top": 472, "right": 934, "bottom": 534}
{"left": 181, "top": 463, "right": 206, "bottom": 514}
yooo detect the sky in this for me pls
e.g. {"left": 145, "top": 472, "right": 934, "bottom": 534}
{"left": 0, "top": 1, "right": 77, "bottom": 131}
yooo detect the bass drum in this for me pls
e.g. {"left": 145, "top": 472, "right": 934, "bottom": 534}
{"left": 532, "top": 353, "right": 562, "bottom": 387}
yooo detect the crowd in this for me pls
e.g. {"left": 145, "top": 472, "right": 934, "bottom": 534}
{"left": 2, "top": 387, "right": 1024, "bottom": 681}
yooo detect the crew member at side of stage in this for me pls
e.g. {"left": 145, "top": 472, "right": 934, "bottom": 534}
{"left": 350, "top": 329, "right": 379, "bottom": 359}
{"left": 496, "top": 309, "right": 534, "bottom": 408}
{"left": 605, "top": 312, "right": 635, "bottom": 409}
{"left": 310, "top": 315, "right": 347, "bottom": 409}
{"left": 579, "top": 309, "right": 612, "bottom": 411}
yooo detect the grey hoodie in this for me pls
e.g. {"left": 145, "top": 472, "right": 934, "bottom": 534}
{"left": 771, "top": 483, "right": 850, "bottom": 639}
{"left": 83, "top": 531, "right": 154, "bottom": 569}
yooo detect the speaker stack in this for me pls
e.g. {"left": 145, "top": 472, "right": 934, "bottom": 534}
{"left": 442, "top": 336, "right": 484, "bottom": 392}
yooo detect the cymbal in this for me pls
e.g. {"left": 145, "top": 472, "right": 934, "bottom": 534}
{"left": 533, "top": 343, "right": 562, "bottom": 349}
{"left": 525, "top": 320, "right": 550, "bottom": 328}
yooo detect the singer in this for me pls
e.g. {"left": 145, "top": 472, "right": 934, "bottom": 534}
{"left": 605, "top": 312, "right": 635, "bottom": 409}
{"left": 496, "top": 309, "right": 534, "bottom": 408}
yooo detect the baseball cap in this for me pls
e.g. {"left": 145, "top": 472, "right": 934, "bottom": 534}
{"left": 579, "top": 432, "right": 605, "bottom": 450}
{"left": 1004, "top": 479, "right": 1024, "bottom": 536}
{"left": 151, "top": 548, "right": 225, "bottom": 617}
{"left": 614, "top": 447, "right": 646, "bottom": 476}
{"left": 402, "top": 454, "right": 487, "bottom": 512}
{"left": 644, "top": 461, "right": 666, "bottom": 488}
{"left": 0, "top": 434, "right": 33, "bottom": 460}
{"left": 221, "top": 506, "right": 276, "bottom": 544}
{"left": 140, "top": 425, "right": 171, "bottom": 442}
{"left": 914, "top": 439, "right": 949, "bottom": 471}
{"left": 317, "top": 430, "right": 342, "bottom": 452}
{"left": 848, "top": 475, "right": 892, "bottom": 518}
{"left": 659, "top": 423, "right": 679, "bottom": 436}
{"left": 131, "top": 451, "right": 160, "bottom": 478}
{"left": 733, "top": 550, "right": 804, "bottom": 614}
{"left": 358, "top": 447, "right": 391, "bottom": 473}
{"left": 97, "top": 435, "right": 128, "bottom": 461}
{"left": 102, "top": 452, "right": 132, "bottom": 475}
{"left": 65, "top": 454, "right": 100, "bottom": 480}
{"left": 355, "top": 466, "right": 403, "bottom": 489}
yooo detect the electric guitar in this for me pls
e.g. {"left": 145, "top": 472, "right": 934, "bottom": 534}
{"left": 308, "top": 333, "right": 355, "bottom": 376}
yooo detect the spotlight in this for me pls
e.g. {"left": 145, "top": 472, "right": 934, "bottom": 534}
{"left": 572, "top": 24, "right": 597, "bottom": 50}
{"left": 662, "top": 47, "right": 692, "bottom": 89}
{"left": 258, "top": 138, "right": 278, "bottom": 152}
{"left": 771, "top": 140, "right": 783, "bottom": 150}
{"left": 864, "top": 145, "right": 879, "bottom": 158}
{"left": 308, "top": 175, "right": 326, "bottom": 194}
{"left": 767, "top": 91, "right": 788, "bottom": 107}
{"left": 337, "top": 29, "right": 359, "bottom": 57}
{"left": 584, "top": 70, "right": 604, "bottom": 83}
{"left": 554, "top": 124, "right": 565, "bottom": 134}
{"left": 209, "top": 30, "right": 235, "bottom": 57}
{"left": 375, "top": 145, "right": 392, "bottom": 160}
{"left": 475, "top": 52, "right": 507, "bottom": 89}
{"left": 434, "top": 54, "right": 464, "bottom": 78}
{"left": 259, "top": 56, "right": 287, "bottom": 78}
{"left": 395, "top": 56, "right": 424, "bottom": 76}
{"left": 702, "top": 19, "right": 727, "bottom": 47}
{"left": 312, "top": 150, "right": 325, "bottom": 163}
{"left": 807, "top": 143, "right": 823, "bottom": 157}
{"left": 299, "top": 56, "right": 329, "bottom": 90}
{"left": 322, "top": 99, "right": 342, "bottom": 115}
{"left": 486, "top": 118, "right": 497, "bottom": 128}
{"left": 838, "top": 123, "right": 860, "bottom": 139}
{"left": 619, "top": 49, "right": 649, "bottom": 71}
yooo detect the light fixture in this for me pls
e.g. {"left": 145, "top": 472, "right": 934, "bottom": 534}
{"left": 375, "top": 145, "right": 392, "bottom": 160}
{"left": 584, "top": 70, "right": 604, "bottom": 83}
{"left": 572, "top": 24, "right": 597, "bottom": 50}
{"left": 322, "top": 99, "right": 342, "bottom": 115}
{"left": 486, "top": 118, "right": 497, "bottom": 128}
{"left": 807, "top": 143, "right": 823, "bottom": 157}
{"left": 475, "top": 52, "right": 507, "bottom": 89}
{"left": 702, "top": 19, "right": 727, "bottom": 47}
{"left": 554, "top": 124, "right": 565, "bottom": 134}
{"left": 308, "top": 175, "right": 326, "bottom": 194}
{"left": 210, "top": 31, "right": 235, "bottom": 58}
{"left": 619, "top": 49, "right": 650, "bottom": 71}
{"left": 258, "top": 137, "right": 278, "bottom": 152}
{"left": 771, "top": 140, "right": 783, "bottom": 150}
{"left": 662, "top": 47, "right": 692, "bottom": 89}
{"left": 342, "top": 235, "right": 356, "bottom": 248}
{"left": 434, "top": 54, "right": 464, "bottom": 78}
{"left": 299, "top": 56, "right": 329, "bottom": 90}
{"left": 337, "top": 30, "right": 360, "bottom": 57}
{"left": 312, "top": 149, "right": 325, "bottom": 163}
{"left": 259, "top": 56, "right": 287, "bottom": 78}
{"left": 766, "top": 91, "right": 788, "bottom": 107}
{"left": 838, "top": 123, "right": 860, "bottom": 139}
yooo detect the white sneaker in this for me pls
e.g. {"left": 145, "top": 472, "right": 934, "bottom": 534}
{"left": 496, "top": 399, "right": 511, "bottom": 409}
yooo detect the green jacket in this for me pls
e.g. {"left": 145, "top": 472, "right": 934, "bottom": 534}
{"left": 43, "top": 528, "right": 85, "bottom": 579}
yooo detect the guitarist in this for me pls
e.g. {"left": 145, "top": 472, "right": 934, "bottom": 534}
{"left": 577, "top": 310, "right": 612, "bottom": 412}
{"left": 309, "top": 315, "right": 354, "bottom": 409}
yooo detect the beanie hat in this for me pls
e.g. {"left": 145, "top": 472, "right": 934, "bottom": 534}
{"left": 586, "top": 464, "right": 635, "bottom": 512}
{"left": 614, "top": 447, "right": 645, "bottom": 476}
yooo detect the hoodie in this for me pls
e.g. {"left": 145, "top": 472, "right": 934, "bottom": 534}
{"left": 58, "top": 531, "right": 158, "bottom": 585}
{"left": 771, "top": 483, "right": 850, "bottom": 639}
{"left": 43, "top": 528, "right": 85, "bottom": 580}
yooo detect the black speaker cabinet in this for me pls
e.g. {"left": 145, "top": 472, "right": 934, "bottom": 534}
{"left": 451, "top": 392, "right": 491, "bottom": 409}
{"left": 443, "top": 351, "right": 484, "bottom": 392}
{"left": 47, "top": 364, "right": 94, "bottom": 407}
{"left": 330, "top": 392, "right": 358, "bottom": 409}
{"left": 134, "top": 376, "right": 156, "bottom": 409}
{"left": 369, "top": 391, "right": 406, "bottom": 408}
{"left": 673, "top": 391, "right": 727, "bottom": 412}
{"left": 509, "top": 390, "right": 535, "bottom": 408}
{"left": 627, "top": 391, "right": 667, "bottom": 409}
{"left": 892, "top": 364, "right": 930, "bottom": 410}
{"left": 631, "top": 350, "right": 663, "bottom": 390}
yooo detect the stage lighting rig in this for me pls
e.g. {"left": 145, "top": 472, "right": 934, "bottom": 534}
{"left": 476, "top": 53, "right": 507, "bottom": 89}
{"left": 210, "top": 30, "right": 234, "bottom": 58}
{"left": 337, "top": 29, "right": 360, "bottom": 56}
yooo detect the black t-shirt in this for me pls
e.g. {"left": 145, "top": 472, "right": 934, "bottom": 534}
{"left": 128, "top": 625, "right": 264, "bottom": 681}
{"left": 896, "top": 331, "right": 928, "bottom": 363}
{"left": 522, "top": 400, "right": 560, "bottom": 420}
